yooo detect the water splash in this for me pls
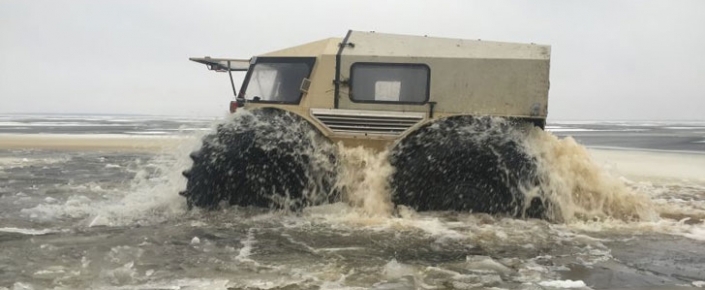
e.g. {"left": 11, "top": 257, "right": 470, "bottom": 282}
{"left": 14, "top": 113, "right": 691, "bottom": 228}
{"left": 18, "top": 123, "right": 210, "bottom": 227}
{"left": 187, "top": 109, "right": 339, "bottom": 209}
{"left": 335, "top": 145, "right": 394, "bottom": 216}
{"left": 523, "top": 129, "right": 658, "bottom": 222}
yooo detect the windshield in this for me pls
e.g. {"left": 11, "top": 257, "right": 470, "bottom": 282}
{"left": 241, "top": 58, "right": 316, "bottom": 103}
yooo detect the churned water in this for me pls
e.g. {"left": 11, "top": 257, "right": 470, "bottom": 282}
{"left": 1, "top": 114, "right": 704, "bottom": 289}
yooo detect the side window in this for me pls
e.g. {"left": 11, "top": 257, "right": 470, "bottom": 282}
{"left": 350, "top": 63, "right": 429, "bottom": 103}
{"left": 240, "top": 57, "right": 316, "bottom": 104}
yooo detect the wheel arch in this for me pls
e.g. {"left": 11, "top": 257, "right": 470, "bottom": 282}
{"left": 394, "top": 114, "right": 545, "bottom": 149}
{"left": 243, "top": 106, "right": 332, "bottom": 139}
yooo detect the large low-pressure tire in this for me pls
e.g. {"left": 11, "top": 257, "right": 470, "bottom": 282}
{"left": 180, "top": 109, "right": 338, "bottom": 210}
{"left": 389, "top": 116, "right": 546, "bottom": 218}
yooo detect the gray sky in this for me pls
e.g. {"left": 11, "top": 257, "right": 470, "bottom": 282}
{"left": 1, "top": 0, "right": 704, "bottom": 120}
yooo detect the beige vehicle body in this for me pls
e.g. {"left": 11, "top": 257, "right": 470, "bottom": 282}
{"left": 191, "top": 30, "right": 551, "bottom": 150}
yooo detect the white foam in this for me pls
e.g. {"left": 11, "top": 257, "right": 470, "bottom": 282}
{"left": 0, "top": 227, "right": 54, "bottom": 235}
{"left": 465, "top": 256, "right": 514, "bottom": 274}
{"left": 382, "top": 259, "right": 415, "bottom": 279}
{"left": 236, "top": 228, "right": 257, "bottom": 263}
{"left": 0, "top": 156, "right": 69, "bottom": 166}
{"left": 538, "top": 279, "right": 587, "bottom": 288}
{"left": 681, "top": 226, "right": 705, "bottom": 241}
{"left": 101, "top": 262, "right": 138, "bottom": 285}
{"left": 19, "top": 132, "right": 205, "bottom": 226}
{"left": 402, "top": 216, "right": 466, "bottom": 239}
{"left": 9, "top": 282, "right": 35, "bottom": 290}
{"left": 88, "top": 215, "right": 109, "bottom": 227}
{"left": 663, "top": 126, "right": 704, "bottom": 130}
{"left": 98, "top": 278, "right": 231, "bottom": 289}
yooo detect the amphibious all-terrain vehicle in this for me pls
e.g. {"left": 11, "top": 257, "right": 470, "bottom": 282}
{"left": 182, "top": 30, "right": 551, "bottom": 217}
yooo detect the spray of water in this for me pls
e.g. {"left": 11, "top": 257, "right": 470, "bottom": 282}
{"left": 19, "top": 119, "right": 211, "bottom": 227}
{"left": 19, "top": 113, "right": 692, "bottom": 229}
{"left": 523, "top": 128, "right": 658, "bottom": 222}
{"left": 334, "top": 145, "right": 394, "bottom": 216}
{"left": 182, "top": 114, "right": 665, "bottom": 223}
{"left": 190, "top": 109, "right": 339, "bottom": 209}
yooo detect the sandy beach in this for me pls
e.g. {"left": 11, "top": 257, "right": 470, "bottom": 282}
{"left": 590, "top": 148, "right": 705, "bottom": 185}
{"left": 0, "top": 133, "right": 190, "bottom": 151}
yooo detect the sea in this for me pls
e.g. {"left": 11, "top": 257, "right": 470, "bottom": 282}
{"left": 1, "top": 113, "right": 704, "bottom": 290}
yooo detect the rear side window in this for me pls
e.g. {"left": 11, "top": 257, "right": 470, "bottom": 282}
{"left": 350, "top": 63, "right": 430, "bottom": 103}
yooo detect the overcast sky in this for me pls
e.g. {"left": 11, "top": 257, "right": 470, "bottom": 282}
{"left": 1, "top": 1, "right": 704, "bottom": 120}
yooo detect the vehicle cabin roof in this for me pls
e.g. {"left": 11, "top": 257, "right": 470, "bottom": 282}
{"left": 260, "top": 31, "right": 550, "bottom": 60}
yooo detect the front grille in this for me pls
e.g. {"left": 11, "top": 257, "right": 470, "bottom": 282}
{"left": 310, "top": 109, "right": 424, "bottom": 136}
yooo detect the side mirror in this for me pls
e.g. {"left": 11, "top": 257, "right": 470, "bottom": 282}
{"left": 300, "top": 78, "right": 311, "bottom": 94}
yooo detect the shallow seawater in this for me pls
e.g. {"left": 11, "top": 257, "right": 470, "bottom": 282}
{"left": 1, "top": 116, "right": 705, "bottom": 289}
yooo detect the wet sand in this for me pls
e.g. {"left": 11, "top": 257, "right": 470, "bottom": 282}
{"left": 589, "top": 148, "right": 705, "bottom": 185}
{"left": 0, "top": 134, "right": 189, "bottom": 151}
